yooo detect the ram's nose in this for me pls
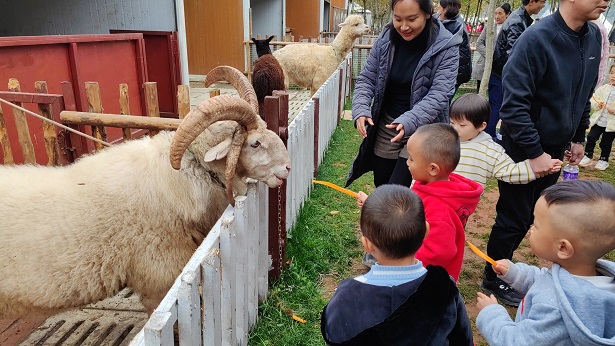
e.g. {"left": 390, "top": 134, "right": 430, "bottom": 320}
{"left": 286, "top": 165, "right": 291, "bottom": 172}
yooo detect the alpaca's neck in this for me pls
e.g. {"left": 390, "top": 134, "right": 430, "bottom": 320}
{"left": 331, "top": 30, "right": 357, "bottom": 59}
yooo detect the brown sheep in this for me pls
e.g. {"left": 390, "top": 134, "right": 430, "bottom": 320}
{"left": 251, "top": 36, "right": 285, "bottom": 118}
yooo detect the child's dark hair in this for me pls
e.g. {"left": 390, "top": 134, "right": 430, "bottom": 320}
{"left": 361, "top": 185, "right": 426, "bottom": 258}
{"left": 450, "top": 93, "right": 491, "bottom": 127}
{"left": 414, "top": 123, "right": 460, "bottom": 173}
{"left": 542, "top": 180, "right": 615, "bottom": 255}
{"left": 542, "top": 180, "right": 615, "bottom": 206}
{"left": 439, "top": 0, "right": 461, "bottom": 19}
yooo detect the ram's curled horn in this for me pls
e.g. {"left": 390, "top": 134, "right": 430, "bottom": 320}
{"left": 170, "top": 95, "right": 259, "bottom": 170}
{"left": 205, "top": 66, "right": 259, "bottom": 115}
{"left": 223, "top": 128, "right": 247, "bottom": 206}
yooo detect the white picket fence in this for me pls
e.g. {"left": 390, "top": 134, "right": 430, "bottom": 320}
{"left": 285, "top": 55, "right": 351, "bottom": 229}
{"left": 129, "top": 54, "right": 352, "bottom": 346}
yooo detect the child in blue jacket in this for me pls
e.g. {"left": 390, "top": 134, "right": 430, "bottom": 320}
{"left": 476, "top": 180, "right": 615, "bottom": 345}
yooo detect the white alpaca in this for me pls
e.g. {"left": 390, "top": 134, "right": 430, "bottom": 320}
{"left": 273, "top": 15, "right": 370, "bottom": 95}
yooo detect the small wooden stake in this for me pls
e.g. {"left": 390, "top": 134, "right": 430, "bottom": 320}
{"left": 8, "top": 78, "right": 36, "bottom": 164}
{"left": 34, "top": 81, "right": 60, "bottom": 166}
{"left": 144, "top": 82, "right": 160, "bottom": 136}
{"left": 119, "top": 84, "right": 132, "bottom": 140}
{"left": 177, "top": 85, "right": 190, "bottom": 119}
{"left": 0, "top": 104, "right": 14, "bottom": 164}
{"left": 85, "top": 82, "right": 107, "bottom": 152}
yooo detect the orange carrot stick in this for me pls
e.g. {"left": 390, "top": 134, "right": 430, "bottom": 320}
{"left": 593, "top": 96, "right": 605, "bottom": 107}
{"left": 312, "top": 180, "right": 358, "bottom": 198}
{"left": 292, "top": 314, "right": 307, "bottom": 323}
{"left": 467, "top": 241, "right": 498, "bottom": 266}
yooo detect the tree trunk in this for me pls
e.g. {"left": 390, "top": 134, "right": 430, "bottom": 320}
{"left": 479, "top": 0, "right": 497, "bottom": 97}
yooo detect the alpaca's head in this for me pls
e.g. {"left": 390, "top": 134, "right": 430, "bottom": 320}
{"left": 251, "top": 36, "right": 275, "bottom": 58}
{"left": 338, "top": 15, "right": 370, "bottom": 38}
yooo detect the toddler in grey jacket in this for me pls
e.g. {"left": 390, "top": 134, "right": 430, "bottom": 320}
{"left": 476, "top": 180, "right": 615, "bottom": 346}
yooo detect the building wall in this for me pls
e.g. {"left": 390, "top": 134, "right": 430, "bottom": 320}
{"left": 286, "top": 0, "right": 320, "bottom": 40}
{"left": 184, "top": 0, "right": 244, "bottom": 74}
{"left": 251, "top": 0, "right": 283, "bottom": 39}
{"left": 0, "top": 0, "right": 176, "bottom": 36}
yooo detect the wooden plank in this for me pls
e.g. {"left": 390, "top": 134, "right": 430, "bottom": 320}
{"left": 143, "top": 311, "right": 174, "bottom": 345}
{"left": 233, "top": 195, "right": 248, "bottom": 343}
{"left": 0, "top": 104, "right": 14, "bottom": 164}
{"left": 144, "top": 82, "right": 160, "bottom": 136}
{"left": 119, "top": 84, "right": 133, "bottom": 140}
{"left": 178, "top": 270, "right": 201, "bottom": 346}
{"left": 202, "top": 248, "right": 222, "bottom": 346}
{"left": 34, "top": 81, "right": 60, "bottom": 166}
{"left": 85, "top": 82, "right": 107, "bottom": 152}
{"left": 7, "top": 78, "right": 36, "bottom": 164}
{"left": 0, "top": 91, "right": 64, "bottom": 104}
{"left": 219, "top": 213, "right": 236, "bottom": 346}
{"left": 177, "top": 85, "right": 190, "bottom": 119}
{"left": 60, "top": 111, "right": 182, "bottom": 130}
{"left": 313, "top": 97, "right": 320, "bottom": 176}
{"left": 258, "top": 183, "right": 269, "bottom": 301}
{"left": 246, "top": 181, "right": 258, "bottom": 327}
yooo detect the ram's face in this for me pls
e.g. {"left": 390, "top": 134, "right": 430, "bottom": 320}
{"left": 239, "top": 129, "right": 290, "bottom": 188}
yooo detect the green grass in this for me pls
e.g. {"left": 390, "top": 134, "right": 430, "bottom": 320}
{"left": 249, "top": 120, "right": 372, "bottom": 345}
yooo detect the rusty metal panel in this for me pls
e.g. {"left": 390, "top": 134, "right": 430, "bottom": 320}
{"left": 0, "top": 34, "right": 149, "bottom": 163}
{"left": 111, "top": 30, "right": 181, "bottom": 118}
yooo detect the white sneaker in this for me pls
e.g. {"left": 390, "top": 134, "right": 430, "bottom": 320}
{"left": 595, "top": 160, "right": 609, "bottom": 171}
{"left": 579, "top": 155, "right": 593, "bottom": 167}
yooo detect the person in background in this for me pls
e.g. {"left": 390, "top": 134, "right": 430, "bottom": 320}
{"left": 481, "top": 0, "right": 604, "bottom": 306}
{"left": 438, "top": 0, "right": 473, "bottom": 92}
{"left": 486, "top": 0, "right": 546, "bottom": 139}
{"left": 472, "top": 3, "right": 511, "bottom": 92}
{"left": 449, "top": 93, "right": 561, "bottom": 187}
{"left": 321, "top": 185, "right": 473, "bottom": 345}
{"left": 476, "top": 180, "right": 615, "bottom": 346}
{"left": 346, "top": 0, "right": 461, "bottom": 189}
{"left": 579, "top": 64, "right": 615, "bottom": 171}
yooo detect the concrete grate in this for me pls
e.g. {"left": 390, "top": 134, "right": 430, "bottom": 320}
{"left": 17, "top": 289, "right": 147, "bottom": 346}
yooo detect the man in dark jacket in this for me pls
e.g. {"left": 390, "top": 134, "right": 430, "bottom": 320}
{"left": 482, "top": 0, "right": 605, "bottom": 306}
{"left": 486, "top": 0, "right": 545, "bottom": 138}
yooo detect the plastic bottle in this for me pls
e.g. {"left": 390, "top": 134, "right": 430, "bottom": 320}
{"left": 561, "top": 164, "right": 579, "bottom": 181}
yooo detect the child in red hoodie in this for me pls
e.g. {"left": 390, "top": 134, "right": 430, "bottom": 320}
{"left": 358, "top": 123, "right": 483, "bottom": 281}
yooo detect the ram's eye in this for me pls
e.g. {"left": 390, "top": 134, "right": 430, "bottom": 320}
{"left": 251, "top": 141, "right": 261, "bottom": 148}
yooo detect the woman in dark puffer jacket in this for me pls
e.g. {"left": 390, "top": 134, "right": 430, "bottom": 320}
{"left": 438, "top": 0, "right": 472, "bottom": 92}
{"left": 346, "top": 0, "right": 461, "bottom": 189}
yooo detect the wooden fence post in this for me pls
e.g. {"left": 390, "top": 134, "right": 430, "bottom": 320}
{"left": 85, "top": 82, "right": 107, "bottom": 152}
{"left": 337, "top": 68, "right": 343, "bottom": 125}
{"left": 119, "top": 84, "right": 132, "bottom": 141}
{"left": 177, "top": 85, "right": 190, "bottom": 119}
{"left": 34, "top": 81, "right": 60, "bottom": 166}
{"left": 0, "top": 103, "right": 14, "bottom": 164}
{"left": 144, "top": 82, "right": 160, "bottom": 136}
{"left": 264, "top": 95, "right": 282, "bottom": 281}
{"left": 8, "top": 78, "right": 36, "bottom": 163}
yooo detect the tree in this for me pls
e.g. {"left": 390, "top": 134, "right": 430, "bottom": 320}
{"left": 479, "top": 0, "right": 497, "bottom": 97}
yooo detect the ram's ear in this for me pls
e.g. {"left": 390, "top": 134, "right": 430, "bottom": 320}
{"left": 204, "top": 138, "right": 233, "bottom": 162}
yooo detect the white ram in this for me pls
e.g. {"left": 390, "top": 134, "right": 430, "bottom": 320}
{"left": 0, "top": 67, "right": 290, "bottom": 317}
{"left": 273, "top": 14, "right": 370, "bottom": 95}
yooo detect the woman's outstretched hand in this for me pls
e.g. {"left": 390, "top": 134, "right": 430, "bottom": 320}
{"left": 356, "top": 116, "right": 374, "bottom": 138}
{"left": 385, "top": 123, "right": 405, "bottom": 142}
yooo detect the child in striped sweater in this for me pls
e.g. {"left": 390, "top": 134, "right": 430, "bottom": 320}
{"left": 450, "top": 93, "right": 562, "bottom": 187}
